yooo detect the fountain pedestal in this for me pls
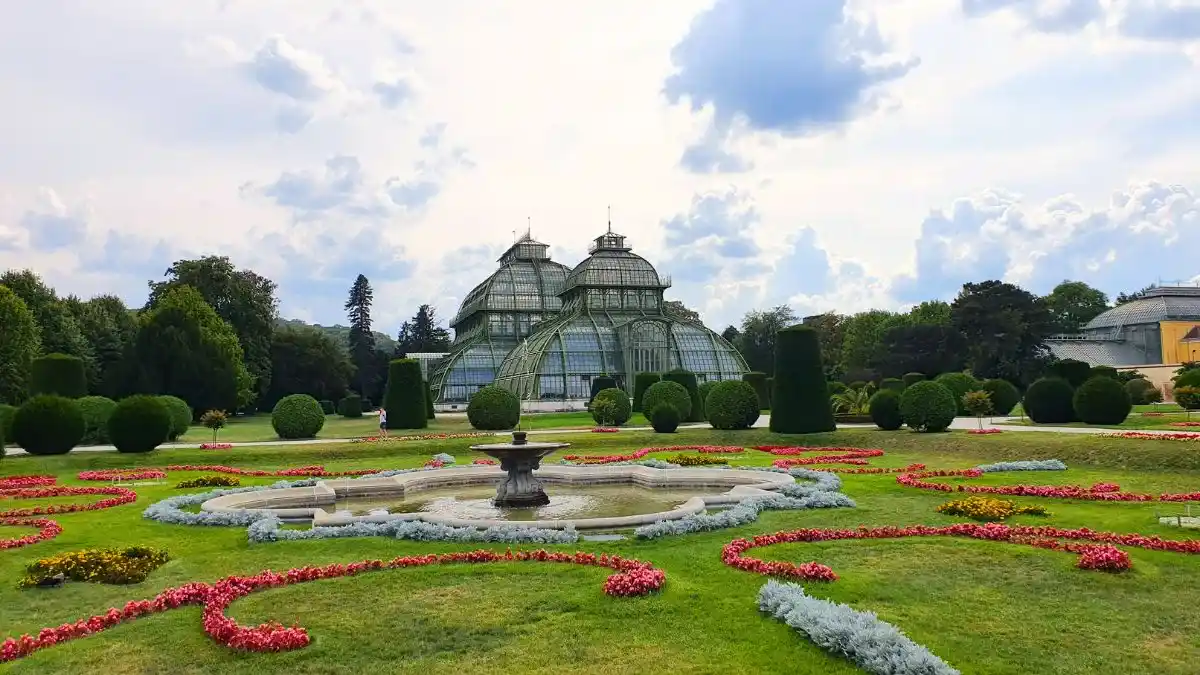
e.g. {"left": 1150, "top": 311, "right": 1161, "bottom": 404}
{"left": 471, "top": 433, "right": 570, "bottom": 507}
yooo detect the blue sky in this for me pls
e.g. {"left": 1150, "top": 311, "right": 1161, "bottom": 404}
{"left": 1, "top": 0, "right": 1198, "bottom": 334}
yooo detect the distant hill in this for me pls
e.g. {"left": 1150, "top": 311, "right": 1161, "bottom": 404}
{"left": 276, "top": 318, "right": 398, "bottom": 353}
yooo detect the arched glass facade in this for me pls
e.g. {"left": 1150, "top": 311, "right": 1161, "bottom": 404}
{"left": 493, "top": 230, "right": 747, "bottom": 400}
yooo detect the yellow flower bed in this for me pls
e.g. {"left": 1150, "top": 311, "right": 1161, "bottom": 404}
{"left": 935, "top": 495, "right": 1049, "bottom": 522}
{"left": 175, "top": 475, "right": 241, "bottom": 489}
{"left": 665, "top": 454, "right": 729, "bottom": 466}
{"left": 21, "top": 546, "right": 170, "bottom": 587}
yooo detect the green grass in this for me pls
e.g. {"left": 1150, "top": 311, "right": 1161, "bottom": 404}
{"left": 999, "top": 411, "right": 1199, "bottom": 430}
{"left": 3, "top": 428, "right": 1200, "bottom": 673}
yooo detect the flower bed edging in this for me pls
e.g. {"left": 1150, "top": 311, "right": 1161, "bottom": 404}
{"left": 0, "top": 518, "right": 62, "bottom": 550}
{"left": 975, "top": 460, "right": 1066, "bottom": 473}
{"left": 0, "top": 485, "right": 137, "bottom": 518}
{"left": 0, "top": 476, "right": 56, "bottom": 489}
{"left": 247, "top": 515, "right": 579, "bottom": 545}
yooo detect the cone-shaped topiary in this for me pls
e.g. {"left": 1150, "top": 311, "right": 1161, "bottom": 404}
{"left": 383, "top": 359, "right": 428, "bottom": 430}
{"left": 1047, "top": 359, "right": 1091, "bottom": 388}
{"left": 590, "top": 388, "right": 632, "bottom": 426}
{"left": 770, "top": 326, "right": 835, "bottom": 434}
{"left": 589, "top": 376, "right": 617, "bottom": 404}
{"left": 648, "top": 403, "right": 680, "bottom": 433}
{"left": 1073, "top": 376, "right": 1132, "bottom": 425}
{"left": 632, "top": 372, "right": 660, "bottom": 412}
{"left": 467, "top": 385, "right": 520, "bottom": 430}
{"left": 902, "top": 372, "right": 926, "bottom": 388}
{"left": 77, "top": 396, "right": 117, "bottom": 445}
{"left": 742, "top": 372, "right": 770, "bottom": 410}
{"left": 157, "top": 395, "right": 193, "bottom": 441}
{"left": 108, "top": 395, "right": 172, "bottom": 453}
{"left": 663, "top": 369, "right": 704, "bottom": 422}
{"left": 641, "top": 381, "right": 692, "bottom": 422}
{"left": 706, "top": 380, "right": 760, "bottom": 430}
{"left": 899, "top": 381, "right": 957, "bottom": 432}
{"left": 12, "top": 395, "right": 85, "bottom": 455}
{"left": 338, "top": 394, "right": 363, "bottom": 418}
{"left": 934, "top": 372, "right": 979, "bottom": 415}
{"left": 271, "top": 394, "right": 326, "bottom": 439}
{"left": 1023, "top": 377, "right": 1076, "bottom": 424}
{"left": 29, "top": 353, "right": 87, "bottom": 399}
{"left": 869, "top": 389, "right": 903, "bottom": 431}
{"left": 980, "top": 379, "right": 1021, "bottom": 416}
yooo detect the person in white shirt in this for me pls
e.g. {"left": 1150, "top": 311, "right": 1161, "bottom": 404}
{"left": 378, "top": 408, "right": 388, "bottom": 437}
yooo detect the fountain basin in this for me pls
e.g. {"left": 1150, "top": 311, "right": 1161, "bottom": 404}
{"left": 470, "top": 438, "right": 570, "bottom": 507}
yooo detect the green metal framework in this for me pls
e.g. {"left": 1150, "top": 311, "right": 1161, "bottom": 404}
{"left": 429, "top": 235, "right": 571, "bottom": 403}
{"left": 493, "top": 230, "right": 748, "bottom": 399}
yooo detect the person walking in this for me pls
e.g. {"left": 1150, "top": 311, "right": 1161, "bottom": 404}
{"left": 378, "top": 407, "right": 388, "bottom": 438}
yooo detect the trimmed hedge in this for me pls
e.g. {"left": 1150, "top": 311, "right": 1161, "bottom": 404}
{"left": 383, "top": 359, "right": 428, "bottom": 430}
{"left": 899, "top": 381, "right": 956, "bottom": 433}
{"left": 770, "top": 326, "right": 836, "bottom": 434}
{"left": 980, "top": 379, "right": 1021, "bottom": 416}
{"left": 318, "top": 399, "right": 335, "bottom": 415}
{"left": 879, "top": 378, "right": 905, "bottom": 393}
{"left": 934, "top": 372, "right": 979, "bottom": 415}
{"left": 158, "top": 396, "right": 193, "bottom": 441}
{"left": 902, "top": 372, "right": 926, "bottom": 388}
{"left": 338, "top": 395, "right": 364, "bottom": 418}
{"left": 706, "top": 380, "right": 760, "bottom": 430}
{"left": 467, "top": 386, "right": 520, "bottom": 430}
{"left": 78, "top": 396, "right": 117, "bottom": 445}
{"left": 1125, "top": 379, "right": 1158, "bottom": 405}
{"left": 1047, "top": 359, "right": 1091, "bottom": 388}
{"left": 697, "top": 381, "right": 717, "bottom": 420}
{"left": 648, "top": 404, "right": 680, "bottom": 433}
{"left": 869, "top": 390, "right": 903, "bottom": 431}
{"left": 591, "top": 388, "right": 632, "bottom": 426}
{"left": 12, "top": 395, "right": 85, "bottom": 455}
{"left": 664, "top": 369, "right": 704, "bottom": 422}
{"left": 1023, "top": 377, "right": 1075, "bottom": 424}
{"left": 641, "top": 381, "right": 692, "bottom": 422}
{"left": 1073, "top": 376, "right": 1132, "bottom": 425}
{"left": 108, "top": 395, "right": 173, "bottom": 453}
{"left": 742, "top": 372, "right": 770, "bottom": 409}
{"left": 271, "top": 394, "right": 326, "bottom": 439}
{"left": 632, "top": 372, "right": 660, "bottom": 412}
{"left": 589, "top": 376, "right": 617, "bottom": 404}
{"left": 29, "top": 353, "right": 87, "bottom": 399}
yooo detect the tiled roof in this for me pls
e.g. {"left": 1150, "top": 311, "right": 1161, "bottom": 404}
{"left": 1045, "top": 340, "right": 1150, "bottom": 367}
{"left": 1086, "top": 292, "right": 1200, "bottom": 330}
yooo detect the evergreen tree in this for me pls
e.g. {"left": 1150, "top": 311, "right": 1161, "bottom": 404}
{"left": 736, "top": 305, "right": 797, "bottom": 375}
{"left": 0, "top": 270, "right": 93, "bottom": 366}
{"left": 0, "top": 285, "right": 40, "bottom": 404}
{"left": 396, "top": 304, "right": 451, "bottom": 354}
{"left": 345, "top": 275, "right": 376, "bottom": 395}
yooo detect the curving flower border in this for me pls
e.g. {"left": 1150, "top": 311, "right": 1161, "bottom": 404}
{"left": 77, "top": 469, "right": 167, "bottom": 482}
{"left": 0, "top": 476, "right": 57, "bottom": 490}
{"left": 1099, "top": 431, "right": 1200, "bottom": 441}
{"left": 896, "top": 468, "right": 1200, "bottom": 502}
{"left": 0, "top": 549, "right": 664, "bottom": 663}
{"left": 0, "top": 484, "right": 137, "bottom": 518}
{"left": 0, "top": 518, "right": 62, "bottom": 550}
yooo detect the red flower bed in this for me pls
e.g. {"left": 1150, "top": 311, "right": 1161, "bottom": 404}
{"left": 78, "top": 469, "right": 167, "bottom": 482}
{"left": 423, "top": 460, "right": 447, "bottom": 469}
{"left": 636, "top": 445, "right": 744, "bottom": 454}
{"left": 1169, "top": 422, "right": 1200, "bottom": 427}
{"left": 968, "top": 429, "right": 1003, "bottom": 435}
{"left": 754, "top": 445, "right": 883, "bottom": 456}
{"left": 562, "top": 449, "right": 650, "bottom": 465}
{"left": 164, "top": 465, "right": 383, "bottom": 478}
{"left": 0, "top": 485, "right": 138, "bottom": 518}
{"left": 1142, "top": 412, "right": 1166, "bottom": 417}
{"left": 0, "top": 518, "right": 62, "bottom": 550}
{"left": 350, "top": 432, "right": 496, "bottom": 444}
{"left": 471, "top": 459, "right": 497, "bottom": 465}
{"left": 0, "top": 476, "right": 56, "bottom": 489}
{"left": 1076, "top": 545, "right": 1131, "bottom": 571}
{"left": 819, "top": 463, "right": 926, "bottom": 475}
{"left": 1100, "top": 432, "right": 1200, "bottom": 441}
{"left": 591, "top": 427, "right": 619, "bottom": 433}
{"left": 895, "top": 469, "right": 1160, "bottom": 501}
{"left": 0, "top": 549, "right": 664, "bottom": 663}
{"left": 200, "top": 443, "right": 234, "bottom": 450}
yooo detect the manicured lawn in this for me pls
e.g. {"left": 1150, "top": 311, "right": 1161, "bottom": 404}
{"left": 1008, "top": 402, "right": 1182, "bottom": 417}
{"left": 2, "top": 428, "right": 1200, "bottom": 673}
{"left": 999, "top": 411, "right": 1199, "bottom": 430}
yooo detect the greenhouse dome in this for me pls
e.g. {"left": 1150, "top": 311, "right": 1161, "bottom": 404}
{"left": 429, "top": 234, "right": 572, "bottom": 403}
{"left": 492, "top": 228, "right": 748, "bottom": 400}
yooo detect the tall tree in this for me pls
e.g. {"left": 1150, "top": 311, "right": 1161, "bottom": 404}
{"left": 264, "top": 325, "right": 354, "bottom": 409}
{"left": 345, "top": 274, "right": 376, "bottom": 395}
{"left": 1116, "top": 285, "right": 1154, "bottom": 305}
{"left": 872, "top": 324, "right": 966, "bottom": 378}
{"left": 906, "top": 300, "right": 952, "bottom": 326}
{"left": 737, "top": 305, "right": 797, "bottom": 375}
{"left": 951, "top": 280, "right": 1053, "bottom": 384}
{"left": 802, "top": 312, "right": 847, "bottom": 380}
{"left": 720, "top": 325, "right": 740, "bottom": 345}
{"left": 395, "top": 304, "right": 452, "bottom": 354}
{"left": 663, "top": 300, "right": 701, "bottom": 323}
{"left": 146, "top": 256, "right": 277, "bottom": 404}
{"left": 0, "top": 285, "right": 40, "bottom": 404}
{"left": 839, "top": 310, "right": 900, "bottom": 375}
{"left": 0, "top": 270, "right": 92, "bottom": 364}
{"left": 1044, "top": 281, "right": 1109, "bottom": 334}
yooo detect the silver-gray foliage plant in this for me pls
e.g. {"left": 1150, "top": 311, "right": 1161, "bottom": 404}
{"left": 758, "top": 580, "right": 960, "bottom": 675}
{"left": 248, "top": 515, "right": 578, "bottom": 544}
{"left": 975, "top": 459, "right": 1066, "bottom": 473}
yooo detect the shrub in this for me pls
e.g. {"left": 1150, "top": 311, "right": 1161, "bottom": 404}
{"left": 1047, "top": 359, "right": 1091, "bottom": 387}
{"left": 665, "top": 453, "right": 727, "bottom": 466}
{"left": 963, "top": 390, "right": 994, "bottom": 420}
{"left": 360, "top": 397, "right": 373, "bottom": 413}
{"left": 934, "top": 372, "right": 979, "bottom": 415}
{"left": 1143, "top": 384, "right": 1164, "bottom": 404}
{"left": 591, "top": 388, "right": 632, "bottom": 426}
{"left": 318, "top": 399, "right": 335, "bottom": 415}
{"left": 107, "top": 395, "right": 173, "bottom": 453}
{"left": 12, "top": 395, "right": 85, "bottom": 455}
{"left": 1023, "top": 377, "right": 1076, "bottom": 424}
{"left": 467, "top": 386, "right": 520, "bottom": 430}
{"left": 879, "top": 378, "right": 905, "bottom": 393}
{"left": 271, "top": 394, "right": 326, "bottom": 439}
{"left": 176, "top": 476, "right": 240, "bottom": 489}
{"left": 742, "top": 372, "right": 770, "bottom": 409}
{"left": 632, "top": 372, "right": 660, "bottom": 412}
{"left": 663, "top": 369, "right": 704, "bottom": 422}
{"left": 157, "top": 395, "right": 193, "bottom": 441}
{"left": 77, "top": 396, "right": 117, "bottom": 445}
{"left": 771, "top": 326, "right": 836, "bottom": 434}
{"left": 827, "top": 381, "right": 849, "bottom": 396}
{"left": 1176, "top": 386, "right": 1200, "bottom": 418}
{"left": 648, "top": 403, "right": 680, "bottom": 433}
{"left": 588, "top": 375, "right": 617, "bottom": 404}
{"left": 338, "top": 394, "right": 364, "bottom": 418}
{"left": 1125, "top": 378, "right": 1155, "bottom": 405}
{"left": 199, "top": 409, "right": 228, "bottom": 442}
{"left": 868, "top": 390, "right": 903, "bottom": 431}
{"left": 980, "top": 379, "right": 1021, "bottom": 416}
{"left": 1175, "top": 368, "right": 1200, "bottom": 390}
{"left": 1090, "top": 366, "right": 1119, "bottom": 380}
{"left": 936, "top": 495, "right": 1049, "bottom": 522}
{"left": 21, "top": 546, "right": 170, "bottom": 587}
{"left": 29, "top": 353, "right": 87, "bottom": 399}
{"left": 899, "top": 381, "right": 957, "bottom": 433}
{"left": 697, "top": 381, "right": 717, "bottom": 420}
{"left": 1073, "top": 376, "right": 1132, "bottom": 425}
{"left": 641, "top": 381, "right": 692, "bottom": 422}
{"left": 706, "top": 380, "right": 760, "bottom": 430}
{"left": 0, "top": 403, "right": 14, "bottom": 443}
{"left": 902, "top": 372, "right": 926, "bottom": 388}
{"left": 425, "top": 384, "right": 436, "bottom": 420}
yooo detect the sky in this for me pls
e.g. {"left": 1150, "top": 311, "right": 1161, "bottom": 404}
{"left": 2, "top": 0, "right": 1199, "bottom": 336}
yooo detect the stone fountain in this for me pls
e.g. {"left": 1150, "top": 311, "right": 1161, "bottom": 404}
{"left": 470, "top": 431, "right": 570, "bottom": 507}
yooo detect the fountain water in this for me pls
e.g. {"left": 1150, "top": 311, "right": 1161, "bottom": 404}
{"left": 470, "top": 431, "right": 570, "bottom": 507}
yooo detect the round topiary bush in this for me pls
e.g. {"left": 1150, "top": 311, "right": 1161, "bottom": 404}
{"left": 383, "top": 359, "right": 428, "bottom": 430}
{"left": 980, "top": 379, "right": 1021, "bottom": 416}
{"left": 591, "top": 388, "right": 632, "bottom": 426}
{"left": 1023, "top": 377, "right": 1076, "bottom": 424}
{"left": 934, "top": 372, "right": 980, "bottom": 415}
{"left": 29, "top": 353, "right": 87, "bottom": 399}
{"left": 157, "top": 396, "right": 193, "bottom": 441}
{"left": 467, "top": 386, "right": 520, "bottom": 430}
{"left": 12, "top": 395, "right": 85, "bottom": 455}
{"left": 869, "top": 389, "right": 903, "bottom": 431}
{"left": 107, "top": 395, "right": 172, "bottom": 453}
{"left": 318, "top": 399, "right": 335, "bottom": 415}
{"left": 902, "top": 372, "right": 926, "bottom": 388}
{"left": 697, "top": 381, "right": 717, "bottom": 420}
{"left": 771, "top": 326, "right": 836, "bottom": 434}
{"left": 271, "top": 394, "right": 326, "bottom": 439}
{"left": 706, "top": 380, "right": 760, "bottom": 430}
{"left": 742, "top": 372, "right": 770, "bottom": 409}
{"left": 663, "top": 369, "right": 704, "bottom": 422}
{"left": 77, "top": 396, "right": 117, "bottom": 445}
{"left": 899, "top": 381, "right": 957, "bottom": 433}
{"left": 1047, "top": 359, "right": 1092, "bottom": 388}
{"left": 632, "top": 372, "right": 660, "bottom": 412}
{"left": 648, "top": 403, "right": 680, "bottom": 433}
{"left": 879, "top": 378, "right": 905, "bottom": 393}
{"left": 1090, "top": 366, "right": 1119, "bottom": 380}
{"left": 641, "top": 381, "right": 692, "bottom": 422}
{"left": 338, "top": 395, "right": 363, "bottom": 418}
{"left": 1125, "top": 379, "right": 1154, "bottom": 405}
{"left": 1073, "top": 376, "right": 1132, "bottom": 425}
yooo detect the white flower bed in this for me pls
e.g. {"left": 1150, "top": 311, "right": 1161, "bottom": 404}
{"left": 248, "top": 515, "right": 578, "bottom": 544}
{"left": 975, "top": 459, "right": 1066, "bottom": 473}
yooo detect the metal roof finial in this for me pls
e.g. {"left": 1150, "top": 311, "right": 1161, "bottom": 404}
{"left": 607, "top": 205, "right": 612, "bottom": 233}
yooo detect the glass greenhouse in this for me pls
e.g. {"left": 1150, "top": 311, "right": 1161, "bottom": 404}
{"left": 428, "top": 235, "right": 572, "bottom": 403}
{"left": 492, "top": 229, "right": 747, "bottom": 400}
